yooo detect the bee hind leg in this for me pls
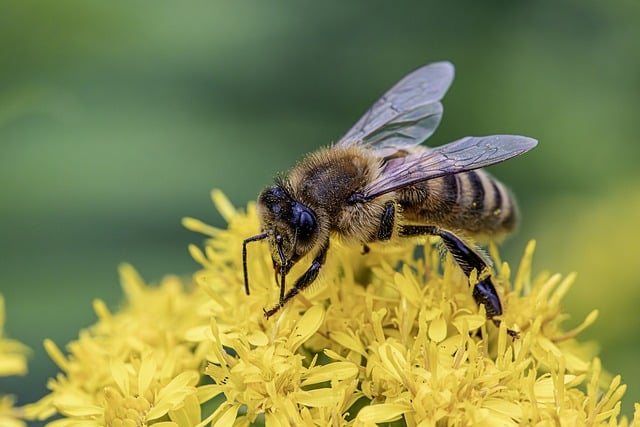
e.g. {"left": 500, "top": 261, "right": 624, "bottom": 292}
{"left": 399, "top": 225, "right": 517, "bottom": 337}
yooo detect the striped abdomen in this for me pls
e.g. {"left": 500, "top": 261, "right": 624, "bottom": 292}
{"left": 396, "top": 169, "right": 518, "bottom": 240}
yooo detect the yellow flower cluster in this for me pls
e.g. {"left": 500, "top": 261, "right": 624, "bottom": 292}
{"left": 20, "top": 190, "right": 639, "bottom": 426}
{"left": 24, "top": 269, "right": 213, "bottom": 426}
{"left": 183, "top": 191, "right": 638, "bottom": 426}
{"left": 0, "top": 295, "right": 30, "bottom": 427}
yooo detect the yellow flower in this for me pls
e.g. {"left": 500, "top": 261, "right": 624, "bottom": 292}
{"left": 183, "top": 190, "right": 638, "bottom": 426}
{"left": 0, "top": 294, "right": 30, "bottom": 427}
{"left": 24, "top": 269, "right": 211, "bottom": 426}
{"left": 23, "top": 190, "right": 640, "bottom": 426}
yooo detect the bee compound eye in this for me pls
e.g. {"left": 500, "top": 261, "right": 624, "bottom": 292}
{"left": 297, "top": 209, "right": 316, "bottom": 242}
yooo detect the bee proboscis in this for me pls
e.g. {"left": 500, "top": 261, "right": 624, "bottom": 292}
{"left": 242, "top": 61, "right": 537, "bottom": 333}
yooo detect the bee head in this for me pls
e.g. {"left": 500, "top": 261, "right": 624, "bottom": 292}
{"left": 256, "top": 186, "right": 319, "bottom": 267}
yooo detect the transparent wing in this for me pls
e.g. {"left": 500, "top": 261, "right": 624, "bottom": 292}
{"left": 363, "top": 135, "right": 538, "bottom": 200}
{"left": 336, "top": 61, "right": 454, "bottom": 148}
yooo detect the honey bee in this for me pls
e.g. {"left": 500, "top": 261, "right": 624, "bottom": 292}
{"left": 243, "top": 61, "right": 537, "bottom": 330}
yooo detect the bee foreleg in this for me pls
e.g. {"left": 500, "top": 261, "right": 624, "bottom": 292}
{"left": 264, "top": 242, "right": 329, "bottom": 319}
{"left": 399, "top": 225, "right": 516, "bottom": 336}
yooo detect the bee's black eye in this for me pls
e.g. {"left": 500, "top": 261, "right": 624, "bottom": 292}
{"left": 293, "top": 204, "right": 316, "bottom": 242}
{"left": 298, "top": 210, "right": 315, "bottom": 239}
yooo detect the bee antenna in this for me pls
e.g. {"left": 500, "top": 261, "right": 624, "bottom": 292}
{"left": 242, "top": 232, "right": 268, "bottom": 295}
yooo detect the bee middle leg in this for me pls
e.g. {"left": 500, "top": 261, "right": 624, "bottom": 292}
{"left": 360, "top": 200, "right": 395, "bottom": 254}
{"left": 264, "top": 243, "right": 329, "bottom": 319}
{"left": 399, "top": 224, "right": 514, "bottom": 334}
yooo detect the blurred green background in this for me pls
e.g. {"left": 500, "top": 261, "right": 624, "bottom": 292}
{"left": 1, "top": 0, "right": 639, "bottom": 421}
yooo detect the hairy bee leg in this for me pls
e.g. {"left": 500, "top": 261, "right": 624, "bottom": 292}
{"left": 275, "top": 239, "right": 288, "bottom": 302}
{"left": 399, "top": 225, "right": 516, "bottom": 335}
{"left": 377, "top": 201, "right": 396, "bottom": 241}
{"left": 264, "top": 243, "right": 329, "bottom": 319}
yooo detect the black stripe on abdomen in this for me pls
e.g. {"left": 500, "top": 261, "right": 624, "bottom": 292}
{"left": 490, "top": 179, "right": 502, "bottom": 215}
{"left": 466, "top": 170, "right": 485, "bottom": 212}
{"left": 439, "top": 173, "right": 459, "bottom": 214}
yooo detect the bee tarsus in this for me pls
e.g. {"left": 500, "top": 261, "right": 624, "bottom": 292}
{"left": 263, "top": 246, "right": 328, "bottom": 319}
{"left": 399, "top": 224, "right": 510, "bottom": 329}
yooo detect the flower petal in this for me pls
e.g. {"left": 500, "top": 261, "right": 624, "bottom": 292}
{"left": 356, "top": 402, "right": 411, "bottom": 423}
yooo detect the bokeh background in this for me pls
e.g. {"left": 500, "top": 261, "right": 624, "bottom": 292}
{"left": 1, "top": 0, "right": 639, "bottom": 422}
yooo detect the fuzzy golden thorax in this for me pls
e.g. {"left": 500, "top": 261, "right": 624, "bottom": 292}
{"left": 278, "top": 145, "right": 395, "bottom": 245}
